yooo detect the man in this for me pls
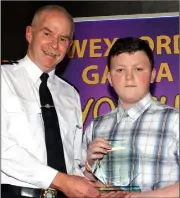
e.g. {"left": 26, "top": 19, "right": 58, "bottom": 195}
{"left": 82, "top": 37, "right": 179, "bottom": 197}
{"left": 1, "top": 5, "right": 100, "bottom": 198}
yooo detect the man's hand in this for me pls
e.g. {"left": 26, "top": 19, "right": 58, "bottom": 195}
{"left": 87, "top": 137, "right": 111, "bottom": 166}
{"left": 94, "top": 180, "right": 130, "bottom": 198}
{"left": 52, "top": 172, "right": 100, "bottom": 198}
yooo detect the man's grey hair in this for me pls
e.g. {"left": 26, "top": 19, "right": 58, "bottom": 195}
{"left": 31, "top": 5, "right": 74, "bottom": 38}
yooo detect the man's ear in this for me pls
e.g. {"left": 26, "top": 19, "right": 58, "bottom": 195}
{"left": 150, "top": 68, "right": 156, "bottom": 83}
{"left": 25, "top": 26, "right": 33, "bottom": 44}
{"left": 107, "top": 72, "right": 113, "bottom": 87}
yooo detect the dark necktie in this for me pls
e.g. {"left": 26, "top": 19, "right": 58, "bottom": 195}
{"left": 39, "top": 73, "right": 67, "bottom": 173}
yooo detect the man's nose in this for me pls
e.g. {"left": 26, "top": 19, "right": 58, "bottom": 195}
{"left": 50, "top": 37, "right": 58, "bottom": 49}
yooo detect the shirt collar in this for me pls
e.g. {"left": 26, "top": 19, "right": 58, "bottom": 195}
{"left": 20, "top": 55, "right": 55, "bottom": 84}
{"left": 117, "top": 93, "right": 153, "bottom": 123}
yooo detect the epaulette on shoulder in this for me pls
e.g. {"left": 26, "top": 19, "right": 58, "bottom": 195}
{"left": 1, "top": 60, "right": 19, "bottom": 65}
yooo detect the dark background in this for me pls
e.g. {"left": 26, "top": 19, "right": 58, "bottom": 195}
{"left": 2, "top": 1, "right": 179, "bottom": 60}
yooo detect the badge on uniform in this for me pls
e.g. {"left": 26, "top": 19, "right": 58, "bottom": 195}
{"left": 41, "top": 188, "right": 57, "bottom": 198}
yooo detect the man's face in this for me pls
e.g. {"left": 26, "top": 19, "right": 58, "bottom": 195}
{"left": 107, "top": 51, "right": 156, "bottom": 108}
{"left": 26, "top": 10, "right": 72, "bottom": 72}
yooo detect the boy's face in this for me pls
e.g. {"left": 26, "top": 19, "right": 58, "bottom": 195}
{"left": 108, "top": 51, "right": 156, "bottom": 108}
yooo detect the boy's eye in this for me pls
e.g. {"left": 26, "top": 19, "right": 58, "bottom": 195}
{"left": 117, "top": 69, "right": 123, "bottom": 72}
{"left": 136, "top": 68, "right": 143, "bottom": 71}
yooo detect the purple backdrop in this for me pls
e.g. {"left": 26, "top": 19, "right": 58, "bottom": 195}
{"left": 62, "top": 15, "right": 179, "bottom": 130}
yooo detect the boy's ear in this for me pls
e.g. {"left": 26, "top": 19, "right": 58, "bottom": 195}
{"left": 107, "top": 72, "right": 113, "bottom": 87}
{"left": 151, "top": 68, "right": 156, "bottom": 83}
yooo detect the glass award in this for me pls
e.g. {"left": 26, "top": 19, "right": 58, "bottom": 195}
{"left": 93, "top": 139, "right": 141, "bottom": 192}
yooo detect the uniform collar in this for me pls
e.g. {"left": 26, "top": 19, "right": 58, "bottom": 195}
{"left": 18, "top": 55, "right": 55, "bottom": 84}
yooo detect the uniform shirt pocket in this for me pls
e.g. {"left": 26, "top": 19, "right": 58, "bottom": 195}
{"left": 3, "top": 96, "right": 44, "bottom": 150}
{"left": 4, "top": 96, "right": 41, "bottom": 114}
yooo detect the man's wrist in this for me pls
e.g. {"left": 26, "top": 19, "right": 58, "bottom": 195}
{"left": 51, "top": 172, "right": 68, "bottom": 191}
